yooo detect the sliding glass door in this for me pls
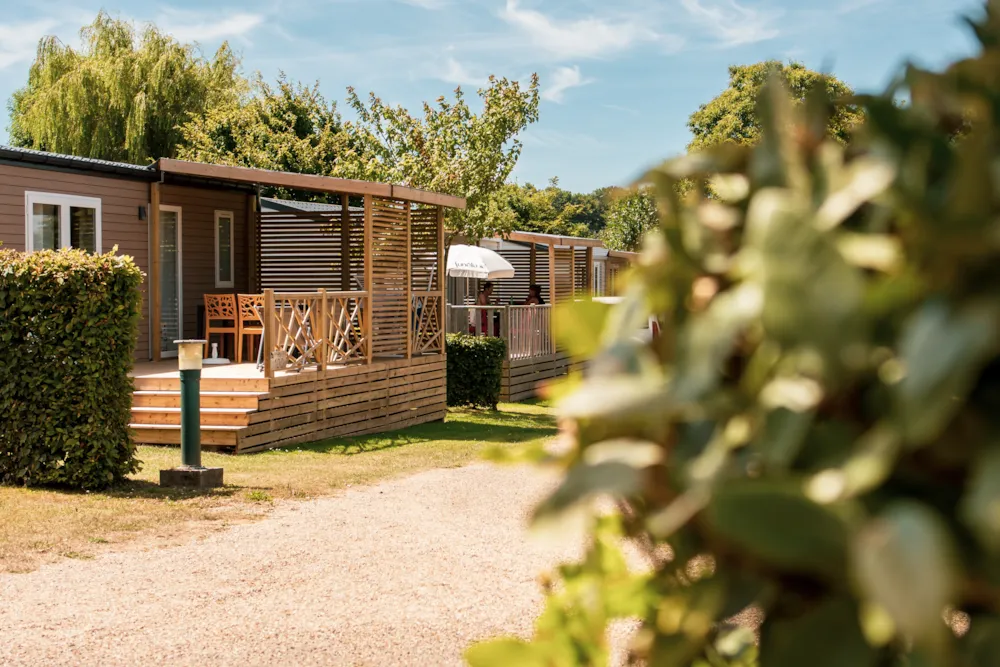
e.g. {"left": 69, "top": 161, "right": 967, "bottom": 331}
{"left": 159, "top": 207, "right": 182, "bottom": 358}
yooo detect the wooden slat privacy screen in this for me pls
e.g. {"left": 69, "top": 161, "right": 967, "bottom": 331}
{"left": 257, "top": 209, "right": 367, "bottom": 291}
{"left": 410, "top": 207, "right": 439, "bottom": 291}
{"left": 370, "top": 197, "right": 409, "bottom": 357}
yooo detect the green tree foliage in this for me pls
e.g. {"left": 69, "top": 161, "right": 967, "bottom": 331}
{"left": 687, "top": 61, "right": 864, "bottom": 152}
{"left": 0, "top": 248, "right": 143, "bottom": 490}
{"left": 468, "top": 2, "right": 1000, "bottom": 665}
{"left": 8, "top": 11, "right": 241, "bottom": 163}
{"left": 600, "top": 188, "right": 658, "bottom": 252}
{"left": 178, "top": 73, "right": 345, "bottom": 200}
{"left": 502, "top": 179, "right": 610, "bottom": 238}
{"left": 336, "top": 76, "right": 540, "bottom": 241}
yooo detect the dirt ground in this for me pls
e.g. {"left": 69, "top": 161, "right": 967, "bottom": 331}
{"left": 0, "top": 463, "right": 580, "bottom": 667}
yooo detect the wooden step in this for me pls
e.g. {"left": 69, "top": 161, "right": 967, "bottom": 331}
{"left": 130, "top": 407, "right": 254, "bottom": 427}
{"left": 132, "top": 390, "right": 264, "bottom": 409}
{"left": 133, "top": 376, "right": 270, "bottom": 392}
{"left": 130, "top": 423, "right": 242, "bottom": 447}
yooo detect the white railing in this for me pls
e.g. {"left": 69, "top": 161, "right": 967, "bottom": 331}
{"left": 507, "top": 305, "right": 554, "bottom": 359}
{"left": 447, "top": 304, "right": 554, "bottom": 360}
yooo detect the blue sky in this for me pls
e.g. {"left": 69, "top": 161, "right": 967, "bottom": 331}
{"left": 0, "top": 0, "right": 982, "bottom": 192}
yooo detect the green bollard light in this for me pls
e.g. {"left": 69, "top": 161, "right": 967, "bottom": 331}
{"left": 159, "top": 339, "right": 223, "bottom": 489}
{"left": 177, "top": 340, "right": 204, "bottom": 467}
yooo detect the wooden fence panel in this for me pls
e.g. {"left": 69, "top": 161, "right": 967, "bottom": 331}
{"left": 371, "top": 197, "right": 409, "bottom": 357}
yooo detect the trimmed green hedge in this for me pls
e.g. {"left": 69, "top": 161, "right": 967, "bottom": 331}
{"left": 446, "top": 333, "right": 506, "bottom": 409}
{"left": 0, "top": 247, "right": 143, "bottom": 489}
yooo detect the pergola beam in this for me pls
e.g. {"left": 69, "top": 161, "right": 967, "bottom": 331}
{"left": 156, "top": 158, "right": 466, "bottom": 210}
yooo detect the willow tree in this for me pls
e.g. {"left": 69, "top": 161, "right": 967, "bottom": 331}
{"left": 8, "top": 11, "right": 242, "bottom": 163}
{"left": 335, "top": 75, "right": 541, "bottom": 242}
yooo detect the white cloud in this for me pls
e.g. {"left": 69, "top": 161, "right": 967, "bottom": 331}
{"left": 500, "top": 0, "right": 660, "bottom": 60}
{"left": 0, "top": 19, "right": 58, "bottom": 70}
{"left": 541, "top": 65, "right": 593, "bottom": 102}
{"left": 437, "top": 57, "right": 487, "bottom": 87}
{"left": 680, "top": 0, "right": 782, "bottom": 47}
{"left": 156, "top": 11, "right": 264, "bottom": 44}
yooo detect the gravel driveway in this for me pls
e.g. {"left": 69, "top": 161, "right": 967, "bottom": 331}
{"left": 0, "top": 463, "right": 580, "bottom": 667}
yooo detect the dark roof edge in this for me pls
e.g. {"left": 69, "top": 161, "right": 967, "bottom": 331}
{"left": 0, "top": 145, "right": 156, "bottom": 180}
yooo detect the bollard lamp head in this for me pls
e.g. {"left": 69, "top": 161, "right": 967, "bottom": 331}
{"left": 174, "top": 340, "right": 208, "bottom": 371}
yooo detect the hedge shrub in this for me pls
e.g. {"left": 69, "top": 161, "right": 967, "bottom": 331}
{"left": 0, "top": 247, "right": 143, "bottom": 490}
{"left": 446, "top": 333, "right": 506, "bottom": 409}
{"left": 469, "top": 4, "right": 1000, "bottom": 665}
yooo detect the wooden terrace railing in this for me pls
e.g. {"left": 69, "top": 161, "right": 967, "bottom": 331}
{"left": 446, "top": 304, "right": 555, "bottom": 360}
{"left": 412, "top": 290, "right": 445, "bottom": 355}
{"left": 262, "top": 289, "right": 370, "bottom": 378}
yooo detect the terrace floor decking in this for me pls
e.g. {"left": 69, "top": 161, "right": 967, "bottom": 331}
{"left": 130, "top": 355, "right": 447, "bottom": 453}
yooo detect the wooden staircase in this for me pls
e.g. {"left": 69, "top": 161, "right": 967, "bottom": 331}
{"left": 130, "top": 375, "right": 269, "bottom": 448}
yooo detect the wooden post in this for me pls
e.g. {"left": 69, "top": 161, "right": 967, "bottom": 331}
{"left": 246, "top": 192, "right": 257, "bottom": 293}
{"left": 405, "top": 202, "right": 412, "bottom": 358}
{"left": 529, "top": 243, "right": 536, "bottom": 286}
{"left": 318, "top": 288, "right": 328, "bottom": 372}
{"left": 570, "top": 246, "right": 577, "bottom": 299}
{"left": 548, "top": 243, "right": 556, "bottom": 305}
{"left": 263, "top": 288, "right": 275, "bottom": 378}
{"left": 150, "top": 182, "right": 162, "bottom": 362}
{"left": 364, "top": 194, "right": 373, "bottom": 365}
{"left": 437, "top": 206, "right": 445, "bottom": 353}
{"left": 340, "top": 194, "right": 351, "bottom": 291}
{"left": 584, "top": 246, "right": 593, "bottom": 299}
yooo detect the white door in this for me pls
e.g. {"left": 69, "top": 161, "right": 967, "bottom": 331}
{"left": 159, "top": 207, "right": 183, "bottom": 358}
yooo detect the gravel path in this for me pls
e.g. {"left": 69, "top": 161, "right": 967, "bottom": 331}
{"left": 0, "top": 464, "right": 580, "bottom": 667}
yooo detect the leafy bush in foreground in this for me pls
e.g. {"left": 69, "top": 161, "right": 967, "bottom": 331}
{"left": 0, "top": 247, "right": 143, "bottom": 489}
{"left": 446, "top": 333, "right": 506, "bottom": 409}
{"left": 469, "top": 2, "right": 1000, "bottom": 665}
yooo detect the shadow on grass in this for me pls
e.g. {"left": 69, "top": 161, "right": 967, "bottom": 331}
{"left": 283, "top": 405, "right": 558, "bottom": 456}
{"left": 102, "top": 479, "right": 241, "bottom": 501}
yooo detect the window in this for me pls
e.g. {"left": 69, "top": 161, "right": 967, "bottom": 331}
{"left": 215, "top": 210, "right": 234, "bottom": 288}
{"left": 25, "top": 192, "right": 101, "bottom": 253}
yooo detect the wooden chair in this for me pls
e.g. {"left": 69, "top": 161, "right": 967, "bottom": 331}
{"left": 238, "top": 294, "right": 265, "bottom": 366}
{"left": 204, "top": 294, "right": 239, "bottom": 362}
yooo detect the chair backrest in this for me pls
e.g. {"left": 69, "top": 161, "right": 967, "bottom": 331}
{"left": 205, "top": 294, "right": 237, "bottom": 322}
{"left": 238, "top": 294, "right": 265, "bottom": 325}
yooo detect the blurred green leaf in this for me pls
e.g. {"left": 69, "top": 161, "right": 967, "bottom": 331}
{"left": 705, "top": 482, "right": 850, "bottom": 577}
{"left": 961, "top": 447, "right": 1000, "bottom": 551}
{"left": 853, "top": 502, "right": 958, "bottom": 648}
{"left": 959, "top": 617, "right": 1000, "bottom": 667}
{"left": 759, "top": 597, "right": 876, "bottom": 667}
{"left": 894, "top": 300, "right": 999, "bottom": 445}
{"left": 465, "top": 639, "right": 549, "bottom": 667}
{"left": 534, "top": 461, "right": 643, "bottom": 520}
{"left": 554, "top": 300, "right": 612, "bottom": 361}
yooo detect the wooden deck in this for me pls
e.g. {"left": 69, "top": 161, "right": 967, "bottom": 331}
{"left": 130, "top": 356, "right": 446, "bottom": 453}
{"left": 500, "top": 352, "right": 585, "bottom": 402}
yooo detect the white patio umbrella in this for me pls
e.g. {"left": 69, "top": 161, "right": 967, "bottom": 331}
{"left": 446, "top": 244, "right": 515, "bottom": 280}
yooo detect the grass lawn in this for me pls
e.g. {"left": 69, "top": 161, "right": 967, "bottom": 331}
{"left": 0, "top": 402, "right": 556, "bottom": 574}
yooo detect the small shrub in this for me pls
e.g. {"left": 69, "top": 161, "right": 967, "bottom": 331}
{"left": 446, "top": 333, "right": 506, "bottom": 409}
{"left": 245, "top": 490, "right": 273, "bottom": 503}
{"left": 0, "top": 247, "right": 143, "bottom": 490}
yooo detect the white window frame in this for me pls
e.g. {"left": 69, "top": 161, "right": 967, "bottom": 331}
{"left": 214, "top": 210, "right": 235, "bottom": 289}
{"left": 24, "top": 191, "right": 103, "bottom": 253}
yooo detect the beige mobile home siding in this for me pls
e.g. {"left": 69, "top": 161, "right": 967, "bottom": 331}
{"left": 0, "top": 163, "right": 151, "bottom": 360}
{"left": 159, "top": 184, "right": 250, "bottom": 345}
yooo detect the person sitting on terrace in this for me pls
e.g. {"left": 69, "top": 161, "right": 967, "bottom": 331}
{"left": 474, "top": 282, "right": 498, "bottom": 335}
{"left": 523, "top": 284, "right": 545, "bottom": 305}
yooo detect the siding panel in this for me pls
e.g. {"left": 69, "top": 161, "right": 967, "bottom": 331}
{"left": 0, "top": 164, "right": 152, "bottom": 360}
